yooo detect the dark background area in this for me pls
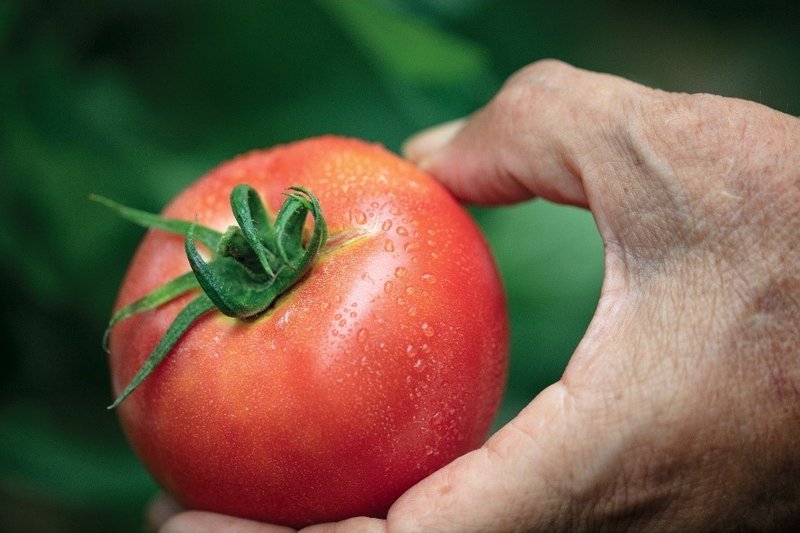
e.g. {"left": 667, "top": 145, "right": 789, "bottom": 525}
{"left": 1, "top": 1, "right": 798, "bottom": 531}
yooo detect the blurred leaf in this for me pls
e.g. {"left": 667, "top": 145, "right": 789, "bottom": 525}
{"left": 0, "top": 403, "right": 155, "bottom": 532}
{"left": 318, "top": 0, "right": 489, "bottom": 86}
{"left": 0, "top": 406, "right": 154, "bottom": 506}
{"left": 477, "top": 200, "right": 604, "bottom": 407}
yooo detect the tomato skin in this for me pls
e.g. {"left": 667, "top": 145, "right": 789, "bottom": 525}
{"left": 109, "top": 136, "right": 507, "bottom": 526}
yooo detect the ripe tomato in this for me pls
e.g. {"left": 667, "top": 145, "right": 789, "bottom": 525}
{"left": 107, "top": 136, "right": 507, "bottom": 527}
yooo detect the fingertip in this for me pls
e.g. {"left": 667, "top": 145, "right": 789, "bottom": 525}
{"left": 147, "top": 493, "right": 184, "bottom": 532}
{"left": 386, "top": 385, "right": 574, "bottom": 532}
{"left": 386, "top": 451, "right": 486, "bottom": 533}
{"left": 401, "top": 119, "right": 466, "bottom": 165}
{"left": 298, "top": 516, "right": 387, "bottom": 533}
{"left": 160, "top": 511, "right": 295, "bottom": 533}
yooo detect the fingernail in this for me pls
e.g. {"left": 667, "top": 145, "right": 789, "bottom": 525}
{"left": 402, "top": 119, "right": 465, "bottom": 164}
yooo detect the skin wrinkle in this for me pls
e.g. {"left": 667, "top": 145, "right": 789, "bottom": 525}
{"left": 741, "top": 276, "right": 800, "bottom": 406}
{"left": 720, "top": 110, "right": 800, "bottom": 434}
{"left": 563, "top": 217, "right": 756, "bottom": 530}
{"left": 561, "top": 337, "right": 685, "bottom": 528}
{"left": 565, "top": 398, "right": 680, "bottom": 531}
{"left": 405, "top": 457, "right": 475, "bottom": 532}
{"left": 500, "top": 66, "right": 578, "bottom": 206}
{"left": 560, "top": 74, "right": 800, "bottom": 530}
{"left": 478, "top": 387, "right": 571, "bottom": 530}
{"left": 615, "top": 106, "right": 701, "bottom": 270}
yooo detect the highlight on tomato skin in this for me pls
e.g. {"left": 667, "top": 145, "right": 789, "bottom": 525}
{"left": 104, "top": 135, "right": 508, "bottom": 527}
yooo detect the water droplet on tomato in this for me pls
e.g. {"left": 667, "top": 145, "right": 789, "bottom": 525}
{"left": 381, "top": 219, "right": 393, "bottom": 231}
{"left": 395, "top": 267, "right": 407, "bottom": 278}
{"left": 396, "top": 226, "right": 409, "bottom": 236}
{"left": 421, "top": 273, "right": 437, "bottom": 284}
{"left": 384, "top": 280, "right": 393, "bottom": 293}
{"left": 352, "top": 209, "right": 367, "bottom": 225}
{"left": 407, "top": 306, "right": 417, "bottom": 317}
{"left": 406, "top": 286, "right": 414, "bottom": 295}
{"left": 404, "top": 242, "right": 419, "bottom": 253}
{"left": 421, "top": 323, "right": 434, "bottom": 337}
{"left": 357, "top": 328, "right": 368, "bottom": 343}
{"left": 406, "top": 345, "right": 416, "bottom": 357}
{"left": 384, "top": 239, "right": 394, "bottom": 252}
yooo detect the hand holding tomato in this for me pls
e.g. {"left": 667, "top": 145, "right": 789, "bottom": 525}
{"left": 156, "top": 61, "right": 800, "bottom": 532}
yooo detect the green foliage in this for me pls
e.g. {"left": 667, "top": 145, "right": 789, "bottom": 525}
{"left": 1, "top": 0, "right": 797, "bottom": 530}
{"left": 319, "top": 0, "right": 489, "bottom": 85}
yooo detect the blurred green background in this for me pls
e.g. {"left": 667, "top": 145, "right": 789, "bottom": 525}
{"left": 1, "top": 0, "right": 797, "bottom": 531}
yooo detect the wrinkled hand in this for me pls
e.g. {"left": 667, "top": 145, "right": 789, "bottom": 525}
{"left": 157, "top": 61, "right": 800, "bottom": 532}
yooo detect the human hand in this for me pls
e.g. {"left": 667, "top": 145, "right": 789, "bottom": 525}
{"left": 156, "top": 60, "right": 800, "bottom": 532}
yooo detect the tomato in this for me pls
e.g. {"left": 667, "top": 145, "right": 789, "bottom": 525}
{"left": 107, "top": 136, "right": 507, "bottom": 527}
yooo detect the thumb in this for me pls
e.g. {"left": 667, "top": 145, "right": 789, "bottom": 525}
{"left": 386, "top": 383, "right": 584, "bottom": 532}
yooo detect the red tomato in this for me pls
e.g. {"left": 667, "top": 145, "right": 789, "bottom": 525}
{"left": 108, "top": 136, "right": 507, "bottom": 527}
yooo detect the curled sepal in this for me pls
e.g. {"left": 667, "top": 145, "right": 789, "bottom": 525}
{"left": 185, "top": 188, "right": 328, "bottom": 318}
{"left": 107, "top": 294, "right": 215, "bottom": 409}
{"left": 102, "top": 271, "right": 200, "bottom": 352}
{"left": 90, "top": 194, "right": 223, "bottom": 251}
{"left": 100, "top": 184, "right": 329, "bottom": 408}
{"left": 275, "top": 186, "right": 328, "bottom": 267}
{"left": 230, "top": 184, "right": 278, "bottom": 277}
{"left": 186, "top": 238, "right": 281, "bottom": 318}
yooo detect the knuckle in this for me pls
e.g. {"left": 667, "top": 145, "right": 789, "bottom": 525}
{"left": 485, "top": 60, "right": 587, "bottom": 149}
{"left": 506, "top": 59, "right": 576, "bottom": 88}
{"left": 496, "top": 59, "right": 576, "bottom": 107}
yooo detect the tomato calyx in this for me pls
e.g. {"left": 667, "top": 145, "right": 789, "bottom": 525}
{"left": 92, "top": 185, "right": 328, "bottom": 409}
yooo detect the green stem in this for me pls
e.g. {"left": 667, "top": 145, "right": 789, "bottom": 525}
{"left": 102, "top": 271, "right": 200, "bottom": 352}
{"left": 107, "top": 294, "right": 215, "bottom": 409}
{"left": 97, "top": 185, "right": 328, "bottom": 408}
{"left": 90, "top": 194, "right": 222, "bottom": 251}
